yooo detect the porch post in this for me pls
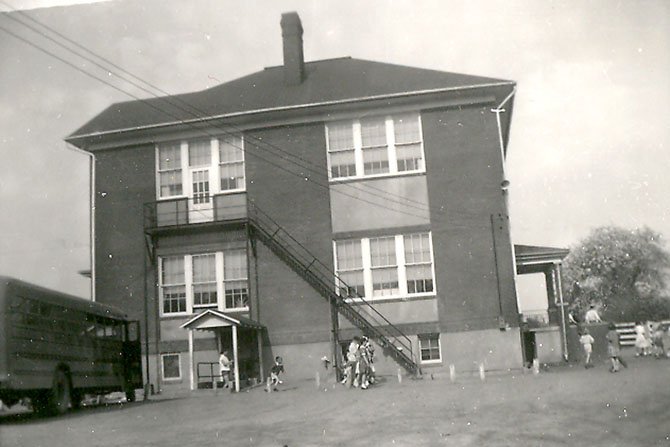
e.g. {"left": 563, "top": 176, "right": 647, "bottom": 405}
{"left": 232, "top": 324, "right": 240, "bottom": 392}
{"left": 555, "top": 263, "right": 569, "bottom": 361}
{"left": 257, "top": 329, "right": 264, "bottom": 382}
{"left": 188, "top": 329, "right": 195, "bottom": 391}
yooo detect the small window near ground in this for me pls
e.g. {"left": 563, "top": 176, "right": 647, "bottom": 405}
{"left": 161, "top": 353, "right": 181, "bottom": 380}
{"left": 419, "top": 333, "right": 441, "bottom": 363}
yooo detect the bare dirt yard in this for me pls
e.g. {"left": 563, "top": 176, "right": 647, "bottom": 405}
{"left": 1, "top": 355, "right": 668, "bottom": 447}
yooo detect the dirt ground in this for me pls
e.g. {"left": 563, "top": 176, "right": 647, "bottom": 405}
{"left": 1, "top": 355, "right": 669, "bottom": 447}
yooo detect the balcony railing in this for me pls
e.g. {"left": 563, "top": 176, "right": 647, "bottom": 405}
{"left": 144, "top": 193, "right": 247, "bottom": 230}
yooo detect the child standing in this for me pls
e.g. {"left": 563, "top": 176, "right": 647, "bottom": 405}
{"left": 606, "top": 323, "right": 628, "bottom": 372}
{"left": 269, "top": 356, "right": 285, "bottom": 391}
{"left": 579, "top": 328, "right": 595, "bottom": 368}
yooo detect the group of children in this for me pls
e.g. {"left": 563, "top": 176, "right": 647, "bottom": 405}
{"left": 578, "top": 323, "right": 638, "bottom": 373}
{"left": 633, "top": 321, "right": 667, "bottom": 358}
{"left": 219, "top": 350, "right": 285, "bottom": 392}
{"left": 341, "top": 335, "right": 376, "bottom": 389}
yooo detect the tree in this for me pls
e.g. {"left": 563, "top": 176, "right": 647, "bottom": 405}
{"left": 561, "top": 226, "right": 670, "bottom": 322}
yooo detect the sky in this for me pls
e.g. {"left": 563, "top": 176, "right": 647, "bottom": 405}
{"left": 0, "top": 0, "right": 668, "bottom": 307}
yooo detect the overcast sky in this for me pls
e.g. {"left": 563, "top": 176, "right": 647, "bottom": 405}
{"left": 0, "top": 0, "right": 668, "bottom": 306}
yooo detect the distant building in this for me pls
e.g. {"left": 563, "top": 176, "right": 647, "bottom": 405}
{"left": 66, "top": 12, "right": 567, "bottom": 392}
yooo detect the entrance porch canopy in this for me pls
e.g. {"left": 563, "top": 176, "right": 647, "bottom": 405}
{"left": 180, "top": 309, "right": 264, "bottom": 392}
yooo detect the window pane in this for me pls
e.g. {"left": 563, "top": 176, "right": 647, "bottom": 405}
{"left": 406, "top": 265, "right": 434, "bottom": 294}
{"left": 192, "top": 254, "right": 216, "bottom": 282}
{"left": 220, "top": 162, "right": 245, "bottom": 190}
{"left": 338, "top": 270, "right": 365, "bottom": 297}
{"left": 158, "top": 143, "right": 181, "bottom": 170}
{"left": 188, "top": 140, "right": 211, "bottom": 167}
{"left": 404, "top": 233, "right": 431, "bottom": 263}
{"left": 394, "top": 114, "right": 421, "bottom": 144}
{"left": 419, "top": 334, "right": 440, "bottom": 361}
{"left": 372, "top": 267, "right": 399, "bottom": 296}
{"left": 162, "top": 286, "right": 186, "bottom": 313}
{"left": 159, "top": 171, "right": 183, "bottom": 197}
{"left": 162, "top": 257, "right": 184, "bottom": 285}
{"left": 329, "top": 150, "right": 356, "bottom": 178}
{"left": 225, "top": 280, "right": 248, "bottom": 309}
{"left": 370, "top": 237, "right": 396, "bottom": 267}
{"left": 224, "top": 250, "right": 247, "bottom": 280}
{"left": 191, "top": 170, "right": 210, "bottom": 204}
{"left": 336, "top": 240, "right": 362, "bottom": 270}
{"left": 219, "top": 135, "right": 244, "bottom": 162}
{"left": 361, "top": 118, "right": 387, "bottom": 148}
{"left": 193, "top": 284, "right": 217, "bottom": 306}
{"left": 162, "top": 354, "right": 181, "bottom": 379}
{"left": 327, "top": 123, "right": 354, "bottom": 152}
{"left": 396, "top": 143, "right": 423, "bottom": 172}
{"left": 362, "top": 147, "right": 389, "bottom": 175}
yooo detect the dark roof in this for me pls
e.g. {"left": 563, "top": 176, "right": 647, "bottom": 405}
{"left": 68, "top": 57, "right": 513, "bottom": 140}
{"left": 515, "top": 244, "right": 570, "bottom": 265}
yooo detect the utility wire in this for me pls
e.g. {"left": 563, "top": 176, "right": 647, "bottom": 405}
{"left": 0, "top": 4, "right": 436, "bottom": 214}
{"left": 0, "top": 8, "right": 498, "bottom": 227}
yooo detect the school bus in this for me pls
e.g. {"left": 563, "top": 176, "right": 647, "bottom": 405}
{"left": 0, "top": 276, "right": 142, "bottom": 414}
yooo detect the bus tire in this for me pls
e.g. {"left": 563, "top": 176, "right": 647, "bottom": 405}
{"left": 125, "top": 387, "right": 136, "bottom": 403}
{"left": 50, "top": 369, "right": 72, "bottom": 415}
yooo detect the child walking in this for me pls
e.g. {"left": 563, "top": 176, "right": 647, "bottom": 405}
{"left": 269, "top": 356, "right": 285, "bottom": 391}
{"left": 579, "top": 328, "right": 595, "bottom": 368}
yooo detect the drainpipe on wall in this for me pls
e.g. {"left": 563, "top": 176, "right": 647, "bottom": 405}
{"left": 490, "top": 89, "right": 517, "bottom": 324}
{"left": 65, "top": 143, "right": 96, "bottom": 302}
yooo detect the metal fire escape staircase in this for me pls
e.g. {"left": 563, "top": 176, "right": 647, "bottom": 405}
{"left": 247, "top": 203, "right": 421, "bottom": 377}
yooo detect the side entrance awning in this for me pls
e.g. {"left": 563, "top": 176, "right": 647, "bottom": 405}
{"left": 180, "top": 310, "right": 265, "bottom": 392}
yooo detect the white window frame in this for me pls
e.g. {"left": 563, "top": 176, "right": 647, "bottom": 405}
{"left": 159, "top": 250, "right": 249, "bottom": 317}
{"left": 155, "top": 134, "right": 245, "bottom": 202}
{"left": 325, "top": 112, "right": 425, "bottom": 181}
{"left": 161, "top": 353, "right": 182, "bottom": 380}
{"left": 159, "top": 256, "right": 188, "bottom": 316}
{"left": 217, "top": 135, "right": 246, "bottom": 194}
{"left": 418, "top": 333, "right": 442, "bottom": 364}
{"left": 333, "top": 231, "right": 436, "bottom": 302}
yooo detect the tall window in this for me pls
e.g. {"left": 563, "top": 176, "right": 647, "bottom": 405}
{"left": 219, "top": 135, "right": 245, "bottom": 191}
{"left": 160, "top": 249, "right": 249, "bottom": 315}
{"left": 404, "top": 233, "right": 434, "bottom": 294}
{"left": 335, "top": 240, "right": 364, "bottom": 297}
{"left": 158, "top": 143, "right": 183, "bottom": 198}
{"left": 361, "top": 117, "right": 389, "bottom": 175}
{"left": 160, "top": 257, "right": 186, "bottom": 314}
{"left": 394, "top": 114, "right": 424, "bottom": 172}
{"left": 327, "top": 123, "right": 356, "bottom": 179}
{"left": 334, "top": 232, "right": 435, "bottom": 301}
{"left": 326, "top": 113, "right": 423, "bottom": 180}
{"left": 369, "top": 236, "right": 399, "bottom": 297}
{"left": 224, "top": 249, "right": 248, "bottom": 309}
{"left": 419, "top": 333, "right": 441, "bottom": 363}
{"left": 192, "top": 254, "right": 217, "bottom": 308}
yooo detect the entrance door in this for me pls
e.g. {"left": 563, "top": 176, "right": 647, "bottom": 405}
{"left": 189, "top": 168, "right": 213, "bottom": 223}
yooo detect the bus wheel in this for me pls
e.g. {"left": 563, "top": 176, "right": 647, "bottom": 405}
{"left": 125, "top": 387, "right": 136, "bottom": 403}
{"left": 51, "top": 369, "right": 72, "bottom": 415}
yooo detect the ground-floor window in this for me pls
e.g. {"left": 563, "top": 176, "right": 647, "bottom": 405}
{"left": 161, "top": 353, "right": 181, "bottom": 380}
{"left": 418, "top": 333, "right": 441, "bottom": 363}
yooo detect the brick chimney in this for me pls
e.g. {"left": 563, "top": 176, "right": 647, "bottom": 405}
{"left": 280, "top": 12, "right": 305, "bottom": 86}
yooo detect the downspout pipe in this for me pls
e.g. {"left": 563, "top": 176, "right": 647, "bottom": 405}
{"left": 65, "top": 143, "right": 96, "bottom": 302}
{"left": 490, "top": 88, "right": 518, "bottom": 323}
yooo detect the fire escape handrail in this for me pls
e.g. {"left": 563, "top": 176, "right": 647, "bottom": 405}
{"left": 246, "top": 201, "right": 417, "bottom": 369}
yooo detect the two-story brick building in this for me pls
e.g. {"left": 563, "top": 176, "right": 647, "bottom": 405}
{"left": 65, "top": 12, "right": 553, "bottom": 392}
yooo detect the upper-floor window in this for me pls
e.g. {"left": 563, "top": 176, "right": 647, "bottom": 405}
{"left": 326, "top": 113, "right": 424, "bottom": 181}
{"left": 159, "top": 249, "right": 248, "bottom": 316}
{"left": 334, "top": 231, "right": 435, "bottom": 301}
{"left": 156, "top": 134, "right": 245, "bottom": 200}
